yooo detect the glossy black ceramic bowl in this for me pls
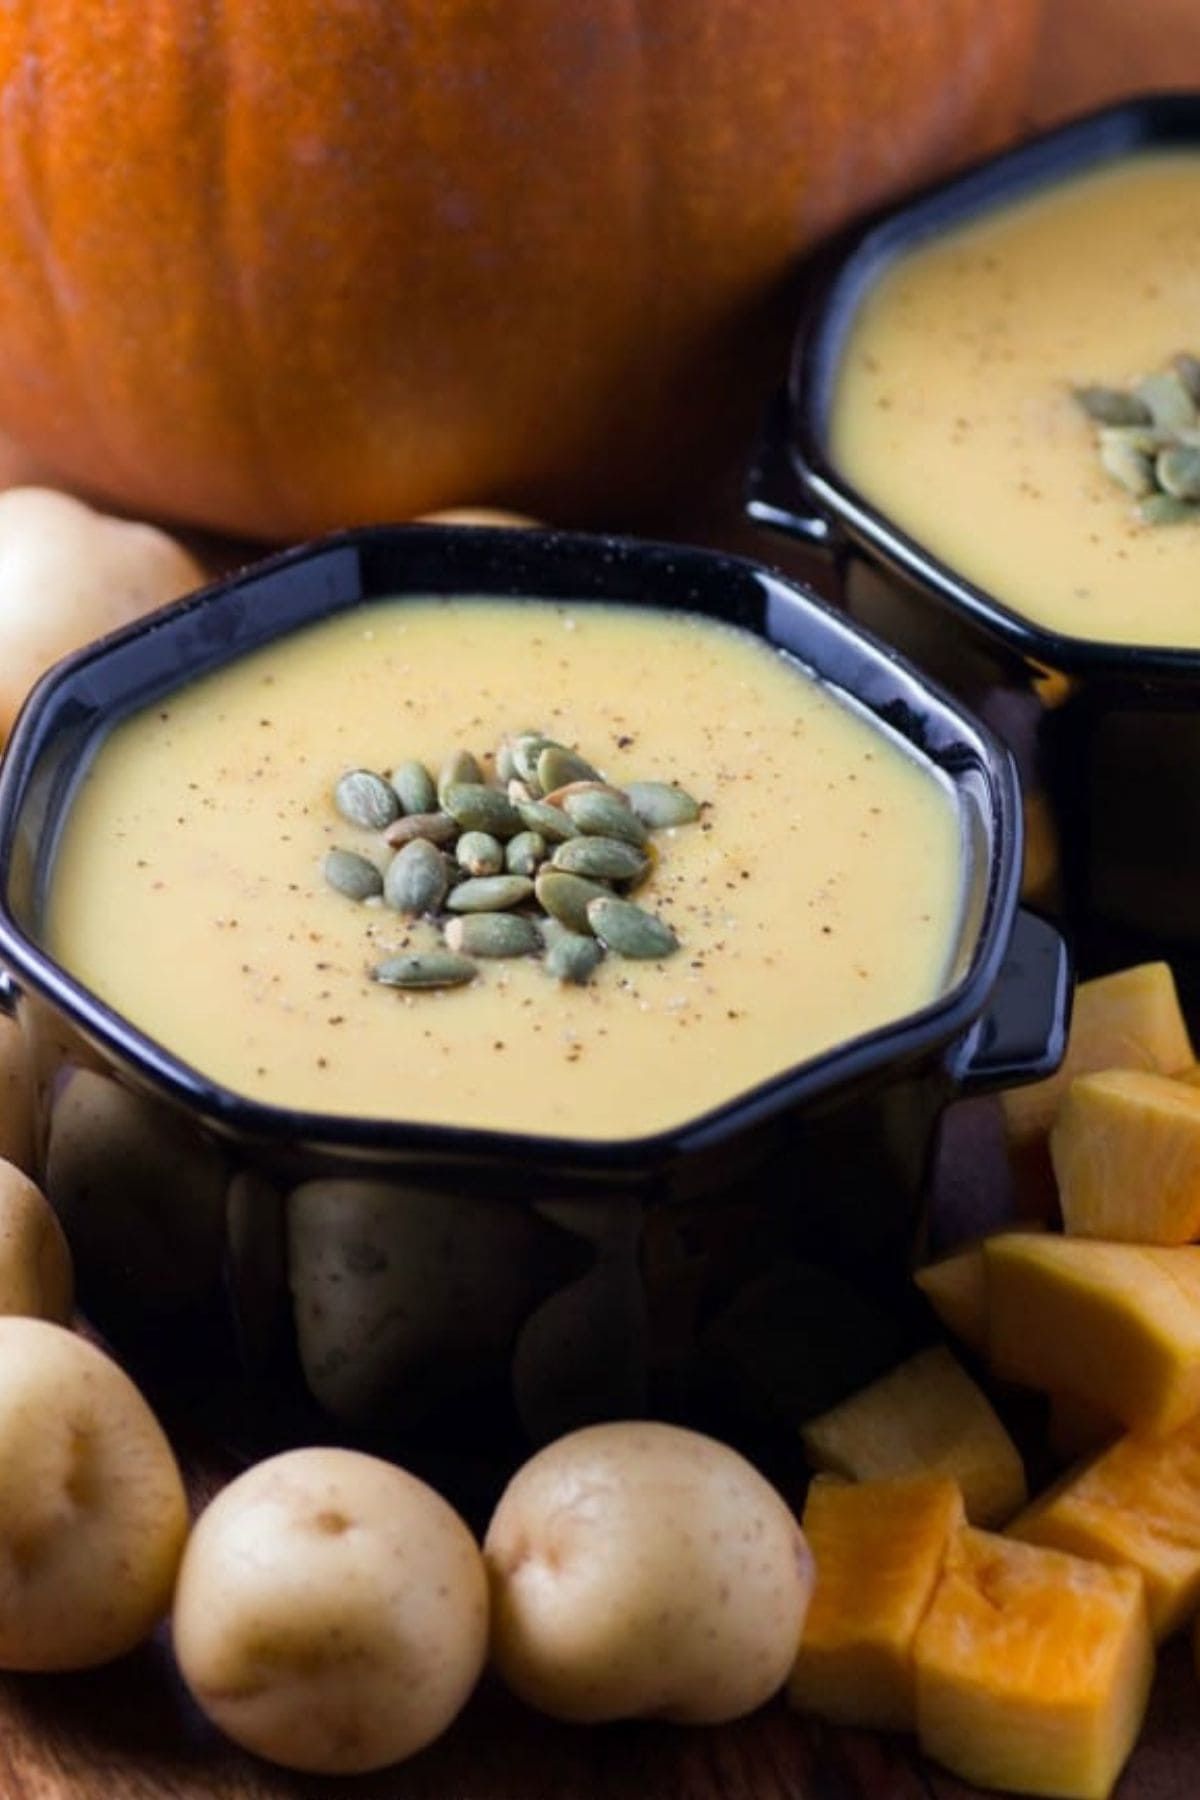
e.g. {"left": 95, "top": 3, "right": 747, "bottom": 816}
{"left": 748, "top": 93, "right": 1200, "bottom": 1000}
{"left": 0, "top": 524, "right": 1066, "bottom": 1462}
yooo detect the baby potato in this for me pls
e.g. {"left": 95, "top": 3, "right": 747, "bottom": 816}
{"left": 0, "top": 1012, "right": 35, "bottom": 1174}
{"left": 0, "top": 1158, "right": 72, "bottom": 1321}
{"left": 0, "top": 487, "right": 203, "bottom": 738}
{"left": 0, "top": 1317, "right": 188, "bottom": 1669}
{"left": 485, "top": 1420, "right": 813, "bottom": 1724}
{"left": 173, "top": 1447, "right": 488, "bottom": 1775}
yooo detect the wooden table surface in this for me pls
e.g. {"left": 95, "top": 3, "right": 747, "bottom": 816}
{"left": 6, "top": 4, "right": 1200, "bottom": 1795}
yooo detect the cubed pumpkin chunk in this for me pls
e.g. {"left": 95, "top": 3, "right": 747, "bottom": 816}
{"left": 915, "top": 1246, "right": 989, "bottom": 1356}
{"left": 1052, "top": 1069, "right": 1200, "bottom": 1244}
{"left": 788, "top": 1473, "right": 964, "bottom": 1732}
{"left": 915, "top": 1528, "right": 1152, "bottom": 1800}
{"left": 915, "top": 1225, "right": 1047, "bottom": 1356}
{"left": 800, "top": 1346, "right": 1026, "bottom": 1528}
{"left": 986, "top": 1234, "right": 1200, "bottom": 1437}
{"left": 1009, "top": 1411, "right": 1200, "bottom": 1640}
{"left": 1002, "top": 962, "right": 1193, "bottom": 1150}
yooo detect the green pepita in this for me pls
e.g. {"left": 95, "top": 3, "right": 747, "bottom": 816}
{"left": 512, "top": 734, "right": 554, "bottom": 785}
{"left": 373, "top": 951, "right": 476, "bottom": 990}
{"left": 516, "top": 798, "right": 579, "bottom": 844}
{"left": 384, "top": 838, "right": 450, "bottom": 915}
{"left": 1073, "top": 385, "right": 1153, "bottom": 427}
{"left": 389, "top": 759, "right": 437, "bottom": 815}
{"left": 334, "top": 769, "right": 400, "bottom": 830}
{"left": 535, "top": 869, "right": 612, "bottom": 933}
{"left": 551, "top": 836, "right": 648, "bottom": 883}
{"left": 1174, "top": 352, "right": 1200, "bottom": 404}
{"left": 444, "top": 913, "right": 541, "bottom": 958}
{"left": 495, "top": 742, "right": 517, "bottom": 783}
{"left": 1135, "top": 369, "right": 1198, "bottom": 432}
{"left": 323, "top": 848, "right": 383, "bottom": 902}
{"left": 563, "top": 789, "right": 649, "bottom": 847}
{"left": 383, "top": 810, "right": 458, "bottom": 848}
{"left": 1098, "top": 435, "right": 1154, "bottom": 498}
{"left": 445, "top": 874, "right": 535, "bottom": 913}
{"left": 545, "top": 932, "right": 604, "bottom": 985}
{"left": 1157, "top": 443, "right": 1200, "bottom": 501}
{"left": 586, "top": 895, "right": 678, "bottom": 959}
{"left": 506, "top": 830, "right": 547, "bottom": 877}
{"left": 537, "top": 744, "right": 600, "bottom": 792}
{"left": 623, "top": 780, "right": 701, "bottom": 828}
{"left": 442, "top": 782, "right": 522, "bottom": 839}
{"left": 437, "top": 748, "right": 482, "bottom": 804}
{"left": 456, "top": 830, "right": 505, "bottom": 877}
{"left": 1138, "top": 491, "right": 1200, "bottom": 526}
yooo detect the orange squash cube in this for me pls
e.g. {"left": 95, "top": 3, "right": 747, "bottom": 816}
{"left": 788, "top": 1473, "right": 964, "bottom": 1732}
{"left": 986, "top": 1233, "right": 1200, "bottom": 1437}
{"left": 915, "top": 1245, "right": 989, "bottom": 1356}
{"left": 1009, "top": 1411, "right": 1200, "bottom": 1640}
{"left": 800, "top": 1346, "right": 1026, "bottom": 1528}
{"left": 1001, "top": 962, "right": 1193, "bottom": 1217}
{"left": 1052, "top": 1069, "right": 1200, "bottom": 1244}
{"left": 915, "top": 1528, "right": 1152, "bottom": 1800}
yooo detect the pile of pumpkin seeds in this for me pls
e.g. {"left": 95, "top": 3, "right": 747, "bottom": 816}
{"left": 1074, "top": 352, "right": 1200, "bottom": 524}
{"left": 324, "top": 731, "right": 701, "bottom": 990}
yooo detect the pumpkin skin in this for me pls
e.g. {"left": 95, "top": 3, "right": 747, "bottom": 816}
{"left": 0, "top": 2, "right": 1039, "bottom": 540}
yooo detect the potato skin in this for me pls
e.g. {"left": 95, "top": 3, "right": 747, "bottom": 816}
{"left": 0, "top": 1317, "right": 188, "bottom": 1669}
{"left": 0, "top": 1159, "right": 72, "bottom": 1322}
{"left": 172, "top": 1447, "right": 488, "bottom": 1775}
{"left": 484, "top": 1420, "right": 814, "bottom": 1724}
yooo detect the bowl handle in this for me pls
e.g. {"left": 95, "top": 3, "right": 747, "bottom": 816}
{"left": 744, "top": 389, "right": 845, "bottom": 553}
{"left": 946, "top": 910, "right": 1072, "bottom": 1095}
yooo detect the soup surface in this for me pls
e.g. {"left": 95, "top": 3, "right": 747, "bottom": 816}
{"left": 831, "top": 152, "right": 1200, "bottom": 648}
{"left": 46, "top": 598, "right": 964, "bottom": 1139}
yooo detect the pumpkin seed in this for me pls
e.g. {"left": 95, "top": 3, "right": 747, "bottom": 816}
{"left": 384, "top": 838, "right": 450, "bottom": 915}
{"left": 1174, "top": 352, "right": 1200, "bottom": 405}
{"left": 1099, "top": 434, "right": 1154, "bottom": 498}
{"left": 563, "top": 789, "right": 649, "bottom": 847}
{"left": 444, "top": 913, "right": 541, "bottom": 958}
{"left": 535, "top": 869, "right": 611, "bottom": 933}
{"left": 389, "top": 759, "right": 437, "bottom": 815}
{"left": 506, "top": 830, "right": 547, "bottom": 877}
{"left": 507, "top": 778, "right": 536, "bottom": 805}
{"left": 1157, "top": 443, "right": 1200, "bottom": 501}
{"left": 1074, "top": 385, "right": 1153, "bottom": 427}
{"left": 545, "top": 932, "right": 605, "bottom": 985}
{"left": 442, "top": 782, "right": 522, "bottom": 839}
{"left": 373, "top": 951, "right": 476, "bottom": 990}
{"left": 1135, "top": 369, "right": 1197, "bottom": 432}
{"left": 456, "top": 830, "right": 505, "bottom": 877}
{"left": 586, "top": 896, "right": 679, "bottom": 959}
{"left": 437, "top": 748, "right": 482, "bottom": 804}
{"left": 537, "top": 744, "right": 600, "bottom": 792}
{"left": 512, "top": 734, "right": 554, "bottom": 785}
{"left": 623, "top": 780, "right": 701, "bottom": 828}
{"left": 1138, "top": 491, "right": 1200, "bottom": 526}
{"left": 1098, "top": 423, "right": 1172, "bottom": 457}
{"left": 323, "top": 848, "right": 383, "bottom": 902}
{"left": 496, "top": 742, "right": 517, "bottom": 783}
{"left": 334, "top": 769, "right": 400, "bottom": 830}
{"left": 445, "top": 874, "right": 534, "bottom": 913}
{"left": 516, "top": 798, "right": 579, "bottom": 844}
{"left": 383, "top": 810, "right": 458, "bottom": 848}
{"left": 536, "top": 915, "right": 573, "bottom": 951}
{"left": 541, "top": 779, "right": 628, "bottom": 808}
{"left": 552, "top": 836, "right": 648, "bottom": 883}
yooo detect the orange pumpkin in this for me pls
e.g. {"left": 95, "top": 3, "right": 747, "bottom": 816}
{"left": 0, "top": 2, "right": 1039, "bottom": 541}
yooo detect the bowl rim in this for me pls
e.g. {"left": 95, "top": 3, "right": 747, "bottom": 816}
{"left": 0, "top": 521, "right": 1023, "bottom": 1181}
{"left": 787, "top": 89, "right": 1200, "bottom": 683}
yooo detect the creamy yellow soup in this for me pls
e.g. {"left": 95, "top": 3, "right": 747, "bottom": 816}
{"left": 831, "top": 152, "right": 1200, "bottom": 648}
{"left": 45, "top": 598, "right": 964, "bottom": 1140}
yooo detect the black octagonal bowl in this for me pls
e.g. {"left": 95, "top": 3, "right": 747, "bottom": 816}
{"left": 0, "top": 524, "right": 1066, "bottom": 1479}
{"left": 748, "top": 93, "right": 1200, "bottom": 1005}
